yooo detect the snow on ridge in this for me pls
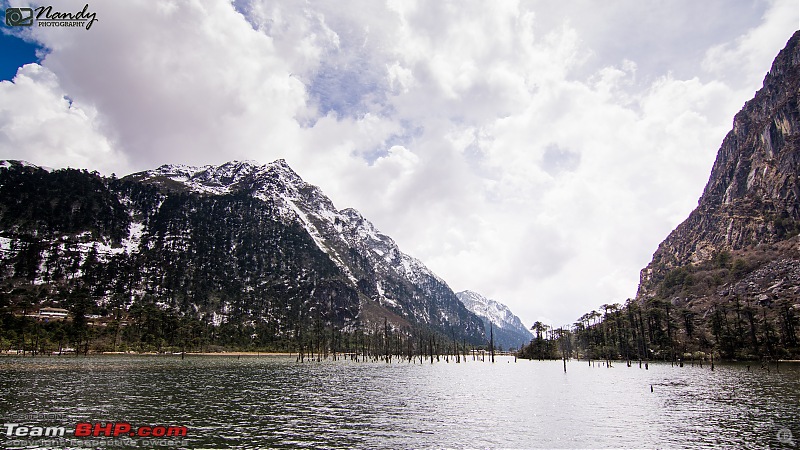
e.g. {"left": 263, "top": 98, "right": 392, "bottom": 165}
{"left": 0, "top": 236, "right": 12, "bottom": 253}
{"left": 143, "top": 160, "right": 276, "bottom": 196}
{"left": 457, "top": 290, "right": 531, "bottom": 335}
{"left": 142, "top": 160, "right": 322, "bottom": 210}
{"left": 0, "top": 160, "right": 54, "bottom": 172}
{"left": 334, "top": 207, "right": 443, "bottom": 284}
{"left": 259, "top": 161, "right": 449, "bottom": 296}
{"left": 149, "top": 163, "right": 205, "bottom": 179}
{"left": 277, "top": 192, "right": 359, "bottom": 285}
{"left": 138, "top": 159, "right": 449, "bottom": 295}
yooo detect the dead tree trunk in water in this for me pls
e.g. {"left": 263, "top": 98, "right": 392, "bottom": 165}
{"left": 295, "top": 325, "right": 304, "bottom": 363}
{"left": 452, "top": 330, "right": 460, "bottom": 363}
{"left": 490, "top": 323, "right": 495, "bottom": 363}
{"left": 384, "top": 317, "right": 390, "bottom": 363}
{"left": 560, "top": 327, "right": 567, "bottom": 373}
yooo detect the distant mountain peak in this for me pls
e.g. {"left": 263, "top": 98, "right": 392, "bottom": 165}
{"left": 456, "top": 290, "right": 532, "bottom": 350}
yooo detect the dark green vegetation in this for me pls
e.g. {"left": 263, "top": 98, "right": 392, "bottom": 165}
{"left": 575, "top": 244, "right": 800, "bottom": 360}
{"left": 520, "top": 254, "right": 800, "bottom": 363}
{"left": 521, "top": 248, "right": 800, "bottom": 362}
{"left": 0, "top": 162, "right": 482, "bottom": 355}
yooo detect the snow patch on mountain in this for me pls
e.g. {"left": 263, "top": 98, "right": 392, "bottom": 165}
{"left": 134, "top": 160, "right": 472, "bottom": 330}
{"left": 0, "top": 160, "right": 54, "bottom": 172}
{"left": 138, "top": 160, "right": 446, "bottom": 293}
{"left": 457, "top": 290, "right": 533, "bottom": 349}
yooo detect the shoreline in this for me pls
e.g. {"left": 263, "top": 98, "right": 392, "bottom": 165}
{"left": 3, "top": 351, "right": 800, "bottom": 362}
{"left": 0, "top": 351, "right": 295, "bottom": 357}
{"left": 182, "top": 351, "right": 293, "bottom": 356}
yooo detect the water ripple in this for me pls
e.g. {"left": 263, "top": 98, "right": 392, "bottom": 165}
{"left": 1, "top": 356, "right": 797, "bottom": 448}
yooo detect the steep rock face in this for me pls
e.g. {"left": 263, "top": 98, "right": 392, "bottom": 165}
{"left": 456, "top": 290, "right": 533, "bottom": 350}
{"left": 638, "top": 31, "right": 800, "bottom": 298}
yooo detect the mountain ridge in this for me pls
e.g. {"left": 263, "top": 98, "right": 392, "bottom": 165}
{"left": 456, "top": 290, "right": 533, "bottom": 351}
{"left": 0, "top": 158, "right": 486, "bottom": 352}
{"left": 620, "top": 30, "right": 800, "bottom": 359}
{"left": 130, "top": 159, "right": 479, "bottom": 334}
{"left": 546, "top": 31, "right": 800, "bottom": 362}
{"left": 638, "top": 30, "right": 800, "bottom": 298}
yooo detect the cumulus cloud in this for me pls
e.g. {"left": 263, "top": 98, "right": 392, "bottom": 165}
{"left": 702, "top": 0, "right": 799, "bottom": 88}
{"left": 0, "top": 63, "right": 125, "bottom": 174}
{"left": 0, "top": 0, "right": 797, "bottom": 327}
{"left": 26, "top": 0, "right": 309, "bottom": 171}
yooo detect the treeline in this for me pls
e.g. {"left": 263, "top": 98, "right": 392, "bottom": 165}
{"left": 519, "top": 245, "right": 800, "bottom": 362}
{"left": 517, "top": 322, "right": 569, "bottom": 360}
{"left": 1, "top": 274, "right": 485, "bottom": 359}
{"left": 293, "top": 318, "right": 484, "bottom": 364}
{"left": 0, "top": 288, "right": 486, "bottom": 362}
{"left": 519, "top": 295, "right": 799, "bottom": 362}
{"left": 519, "top": 299, "right": 800, "bottom": 361}
{"left": 584, "top": 296, "right": 796, "bottom": 361}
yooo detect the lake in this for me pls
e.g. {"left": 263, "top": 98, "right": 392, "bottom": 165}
{"left": 1, "top": 355, "right": 798, "bottom": 449}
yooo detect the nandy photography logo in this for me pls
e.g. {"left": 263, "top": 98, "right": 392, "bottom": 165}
{"left": 4, "top": 4, "right": 97, "bottom": 30}
{"left": 4, "top": 7, "right": 32, "bottom": 26}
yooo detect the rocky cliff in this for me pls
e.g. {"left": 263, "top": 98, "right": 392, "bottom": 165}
{"left": 619, "top": 31, "right": 800, "bottom": 359}
{"left": 639, "top": 30, "right": 800, "bottom": 299}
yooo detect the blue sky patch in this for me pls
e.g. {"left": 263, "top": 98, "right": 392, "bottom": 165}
{"left": 0, "top": 32, "right": 42, "bottom": 81}
{"left": 308, "top": 60, "right": 386, "bottom": 119}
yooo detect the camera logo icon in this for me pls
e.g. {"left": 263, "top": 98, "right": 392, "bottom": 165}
{"left": 5, "top": 7, "right": 34, "bottom": 27}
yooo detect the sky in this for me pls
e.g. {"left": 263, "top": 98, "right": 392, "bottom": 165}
{"left": 0, "top": 0, "right": 798, "bottom": 329}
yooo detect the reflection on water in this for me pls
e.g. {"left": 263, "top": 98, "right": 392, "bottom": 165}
{"left": 1, "top": 355, "right": 798, "bottom": 448}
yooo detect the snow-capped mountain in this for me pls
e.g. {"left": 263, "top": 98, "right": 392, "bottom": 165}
{"left": 457, "top": 290, "right": 533, "bottom": 351}
{"left": 137, "top": 160, "right": 446, "bottom": 287}
{"left": 0, "top": 159, "right": 485, "bottom": 345}
{"left": 131, "top": 160, "right": 484, "bottom": 340}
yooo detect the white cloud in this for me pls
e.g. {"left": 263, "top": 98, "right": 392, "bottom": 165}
{"left": 27, "top": 0, "right": 308, "bottom": 171}
{"left": 0, "top": 0, "right": 797, "bottom": 328}
{"left": 702, "top": 0, "right": 798, "bottom": 88}
{"left": 0, "top": 63, "right": 125, "bottom": 174}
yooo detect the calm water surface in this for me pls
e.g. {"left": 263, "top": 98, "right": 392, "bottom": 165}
{"left": 1, "top": 355, "right": 798, "bottom": 449}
